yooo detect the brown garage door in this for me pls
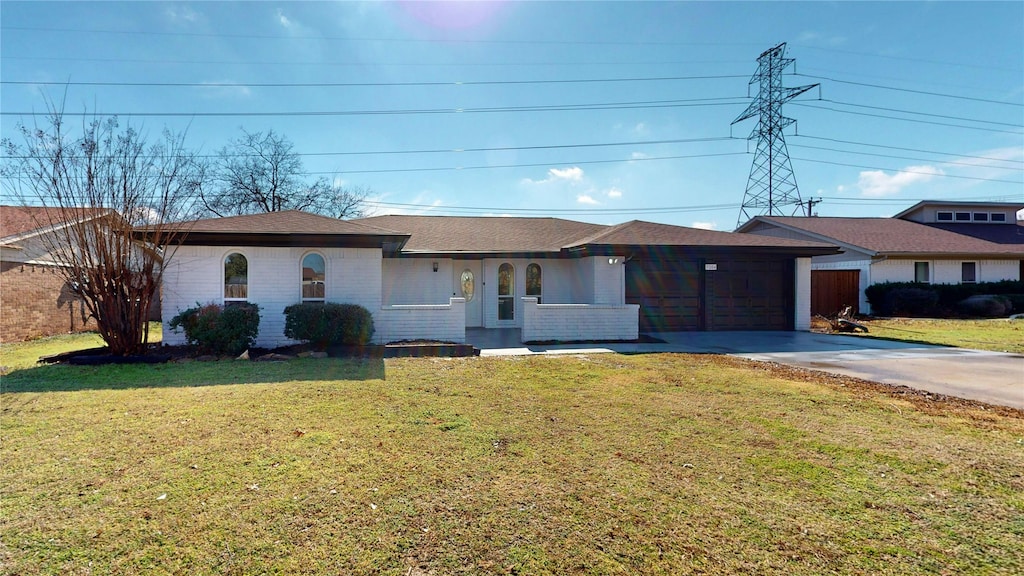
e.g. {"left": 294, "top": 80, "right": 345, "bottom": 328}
{"left": 705, "top": 259, "right": 793, "bottom": 331}
{"left": 627, "top": 257, "right": 794, "bottom": 332}
{"left": 811, "top": 270, "right": 860, "bottom": 316}
{"left": 626, "top": 259, "right": 702, "bottom": 331}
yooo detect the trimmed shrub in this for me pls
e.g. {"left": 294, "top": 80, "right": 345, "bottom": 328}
{"left": 167, "top": 302, "right": 261, "bottom": 355}
{"left": 957, "top": 295, "right": 1012, "bottom": 317}
{"left": 866, "top": 280, "right": 1024, "bottom": 317}
{"left": 884, "top": 287, "right": 939, "bottom": 317}
{"left": 284, "top": 302, "right": 375, "bottom": 349}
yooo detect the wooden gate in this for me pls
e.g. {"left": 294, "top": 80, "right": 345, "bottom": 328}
{"left": 811, "top": 270, "right": 860, "bottom": 316}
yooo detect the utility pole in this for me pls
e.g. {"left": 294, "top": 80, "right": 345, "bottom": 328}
{"left": 801, "top": 196, "right": 822, "bottom": 216}
{"left": 732, "top": 43, "right": 818, "bottom": 228}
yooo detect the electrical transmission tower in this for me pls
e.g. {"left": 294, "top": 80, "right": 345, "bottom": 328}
{"left": 732, "top": 43, "right": 819, "bottom": 228}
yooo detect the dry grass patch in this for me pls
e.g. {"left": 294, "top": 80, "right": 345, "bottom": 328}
{"left": 848, "top": 318, "right": 1024, "bottom": 354}
{"left": 1, "top": 352, "right": 1022, "bottom": 575}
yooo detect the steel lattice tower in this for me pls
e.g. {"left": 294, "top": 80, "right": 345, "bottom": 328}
{"left": 732, "top": 43, "right": 818, "bottom": 228}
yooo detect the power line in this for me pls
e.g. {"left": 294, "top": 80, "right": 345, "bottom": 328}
{"left": 793, "top": 73, "right": 1024, "bottom": 107}
{"left": 1, "top": 75, "right": 748, "bottom": 89}
{"left": 0, "top": 96, "right": 750, "bottom": 118}
{"left": 0, "top": 25, "right": 763, "bottom": 48}
{"left": 788, "top": 143, "right": 1023, "bottom": 172}
{"left": 4, "top": 136, "right": 738, "bottom": 161}
{"left": 819, "top": 98, "right": 1022, "bottom": 128}
{"left": 793, "top": 135, "right": 1024, "bottom": 165}
{"left": 363, "top": 200, "right": 742, "bottom": 215}
{"left": 792, "top": 102, "right": 1023, "bottom": 134}
{"left": 791, "top": 157, "right": 1024, "bottom": 185}
{"left": 791, "top": 45, "right": 1022, "bottom": 74}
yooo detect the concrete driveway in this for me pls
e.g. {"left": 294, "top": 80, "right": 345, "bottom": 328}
{"left": 468, "top": 329, "right": 1024, "bottom": 410}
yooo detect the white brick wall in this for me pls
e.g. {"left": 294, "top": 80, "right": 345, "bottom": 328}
{"left": 872, "top": 258, "right": 1020, "bottom": 285}
{"left": 521, "top": 297, "right": 639, "bottom": 342}
{"left": 375, "top": 297, "right": 466, "bottom": 344}
{"left": 161, "top": 245, "right": 383, "bottom": 348}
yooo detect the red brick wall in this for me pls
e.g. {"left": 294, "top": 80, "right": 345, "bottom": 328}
{"left": 0, "top": 261, "right": 98, "bottom": 342}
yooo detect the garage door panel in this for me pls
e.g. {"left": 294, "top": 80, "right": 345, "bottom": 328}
{"left": 707, "top": 259, "right": 793, "bottom": 331}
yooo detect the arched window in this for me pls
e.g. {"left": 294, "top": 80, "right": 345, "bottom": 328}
{"left": 526, "top": 263, "right": 542, "bottom": 304}
{"left": 224, "top": 252, "right": 248, "bottom": 302}
{"left": 498, "top": 263, "right": 514, "bottom": 321}
{"left": 301, "top": 252, "right": 326, "bottom": 301}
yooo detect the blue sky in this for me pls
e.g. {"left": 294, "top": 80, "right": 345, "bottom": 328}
{"left": 2, "top": 1, "right": 1022, "bottom": 229}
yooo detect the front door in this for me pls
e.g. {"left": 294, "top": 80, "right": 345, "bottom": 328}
{"left": 453, "top": 260, "right": 482, "bottom": 327}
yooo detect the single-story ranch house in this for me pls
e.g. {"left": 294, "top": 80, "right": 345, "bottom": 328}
{"left": 736, "top": 201, "right": 1024, "bottom": 315}
{"left": 154, "top": 211, "right": 837, "bottom": 347}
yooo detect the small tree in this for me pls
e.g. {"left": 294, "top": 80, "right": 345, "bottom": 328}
{"left": 198, "top": 128, "right": 369, "bottom": 218}
{"left": 2, "top": 97, "right": 204, "bottom": 355}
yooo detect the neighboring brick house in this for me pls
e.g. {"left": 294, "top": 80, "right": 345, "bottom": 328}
{"left": 736, "top": 201, "right": 1024, "bottom": 315}
{"left": 0, "top": 206, "right": 108, "bottom": 342}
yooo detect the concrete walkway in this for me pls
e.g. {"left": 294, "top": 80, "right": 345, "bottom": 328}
{"left": 465, "top": 328, "right": 1024, "bottom": 410}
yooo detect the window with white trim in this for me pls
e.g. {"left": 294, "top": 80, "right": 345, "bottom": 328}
{"left": 224, "top": 252, "right": 248, "bottom": 302}
{"left": 961, "top": 262, "right": 977, "bottom": 284}
{"left": 991, "top": 213, "right": 1007, "bottom": 222}
{"left": 936, "top": 211, "right": 953, "bottom": 222}
{"left": 914, "top": 261, "right": 930, "bottom": 284}
{"left": 526, "top": 263, "right": 542, "bottom": 304}
{"left": 301, "top": 252, "right": 326, "bottom": 301}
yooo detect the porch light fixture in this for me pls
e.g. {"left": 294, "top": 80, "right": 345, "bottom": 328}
{"left": 432, "top": 261, "right": 439, "bottom": 272}
{"left": 607, "top": 257, "right": 620, "bottom": 265}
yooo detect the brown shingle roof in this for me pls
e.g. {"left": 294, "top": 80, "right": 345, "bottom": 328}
{"left": 1, "top": 205, "right": 111, "bottom": 240}
{"left": 185, "top": 210, "right": 401, "bottom": 236}
{"left": 355, "top": 215, "right": 607, "bottom": 253}
{"left": 751, "top": 216, "right": 1023, "bottom": 256}
{"left": 569, "top": 220, "right": 837, "bottom": 249}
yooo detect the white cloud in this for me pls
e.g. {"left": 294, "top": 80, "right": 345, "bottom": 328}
{"left": 857, "top": 165, "right": 944, "bottom": 197}
{"left": 633, "top": 122, "right": 648, "bottom": 135}
{"left": 629, "top": 152, "right": 648, "bottom": 162}
{"left": 577, "top": 194, "right": 599, "bottom": 205}
{"left": 549, "top": 166, "right": 583, "bottom": 181}
{"left": 691, "top": 221, "right": 717, "bottom": 230}
{"left": 606, "top": 187, "right": 623, "bottom": 199}
{"left": 165, "top": 5, "right": 199, "bottom": 24}
{"left": 197, "top": 81, "right": 252, "bottom": 99}
{"left": 521, "top": 166, "right": 584, "bottom": 186}
{"left": 277, "top": 9, "right": 296, "bottom": 30}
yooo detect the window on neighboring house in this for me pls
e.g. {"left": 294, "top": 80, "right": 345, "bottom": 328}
{"left": 955, "top": 212, "right": 971, "bottom": 221}
{"left": 936, "top": 211, "right": 953, "bottom": 222}
{"left": 526, "top": 263, "right": 542, "bottom": 304}
{"left": 497, "top": 263, "right": 514, "bottom": 321}
{"left": 301, "top": 252, "right": 326, "bottom": 301}
{"left": 224, "top": 252, "right": 248, "bottom": 302}
{"left": 914, "top": 262, "right": 930, "bottom": 283}
{"left": 991, "top": 213, "right": 1007, "bottom": 222}
{"left": 962, "top": 262, "right": 977, "bottom": 283}
{"left": 972, "top": 212, "right": 989, "bottom": 222}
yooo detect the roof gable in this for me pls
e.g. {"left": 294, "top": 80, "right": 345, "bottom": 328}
{"left": 1, "top": 205, "right": 111, "bottom": 242}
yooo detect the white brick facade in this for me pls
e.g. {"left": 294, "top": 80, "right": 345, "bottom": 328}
{"left": 794, "top": 257, "right": 811, "bottom": 331}
{"left": 521, "top": 298, "right": 639, "bottom": 342}
{"left": 375, "top": 298, "right": 466, "bottom": 344}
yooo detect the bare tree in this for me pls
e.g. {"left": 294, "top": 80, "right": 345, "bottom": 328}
{"left": 2, "top": 99, "right": 204, "bottom": 355}
{"left": 199, "top": 128, "right": 368, "bottom": 218}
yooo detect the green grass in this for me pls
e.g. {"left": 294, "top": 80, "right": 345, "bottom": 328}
{"left": 0, "top": 323, "right": 162, "bottom": 373}
{"left": 2, "top": 335, "right": 1023, "bottom": 574}
{"left": 852, "top": 318, "right": 1024, "bottom": 354}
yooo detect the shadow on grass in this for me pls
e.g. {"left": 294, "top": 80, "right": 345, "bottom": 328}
{"left": 0, "top": 357, "right": 386, "bottom": 394}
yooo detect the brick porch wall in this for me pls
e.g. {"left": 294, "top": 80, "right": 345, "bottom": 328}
{"left": 0, "top": 261, "right": 97, "bottom": 342}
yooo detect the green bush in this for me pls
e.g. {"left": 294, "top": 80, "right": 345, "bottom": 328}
{"left": 167, "top": 302, "right": 261, "bottom": 355}
{"left": 866, "top": 281, "right": 1024, "bottom": 317}
{"left": 884, "top": 287, "right": 940, "bottom": 317}
{"left": 283, "top": 302, "right": 375, "bottom": 349}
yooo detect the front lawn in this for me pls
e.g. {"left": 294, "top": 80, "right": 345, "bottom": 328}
{"left": 1, "top": 343, "right": 1022, "bottom": 574}
{"left": 852, "top": 318, "right": 1024, "bottom": 354}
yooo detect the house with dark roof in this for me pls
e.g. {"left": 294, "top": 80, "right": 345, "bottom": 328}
{"left": 736, "top": 201, "right": 1024, "bottom": 315}
{"left": 155, "top": 210, "right": 836, "bottom": 347}
{"left": 0, "top": 205, "right": 112, "bottom": 341}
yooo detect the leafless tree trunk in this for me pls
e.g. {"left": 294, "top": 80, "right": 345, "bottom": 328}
{"left": 2, "top": 98, "right": 203, "bottom": 355}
